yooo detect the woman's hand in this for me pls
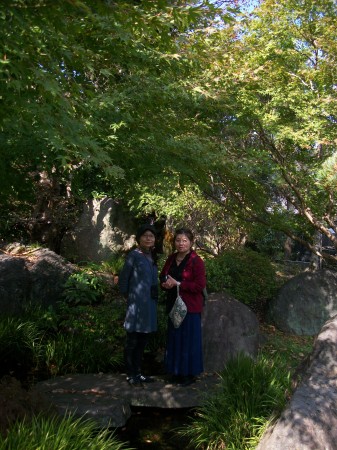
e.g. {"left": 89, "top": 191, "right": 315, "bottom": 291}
{"left": 162, "top": 275, "right": 179, "bottom": 289}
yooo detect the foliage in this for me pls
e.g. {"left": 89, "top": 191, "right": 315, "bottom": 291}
{"left": 57, "top": 301, "right": 124, "bottom": 342}
{"left": 0, "top": 286, "right": 170, "bottom": 378}
{"left": 0, "top": 413, "right": 132, "bottom": 450}
{"left": 1, "top": 0, "right": 337, "bottom": 264}
{"left": 0, "top": 297, "right": 126, "bottom": 379}
{"left": 177, "top": 320, "right": 314, "bottom": 450}
{"left": 44, "top": 299, "right": 125, "bottom": 375}
{"left": 247, "top": 227, "right": 288, "bottom": 259}
{"left": 204, "top": 256, "right": 232, "bottom": 293}
{"left": 62, "top": 271, "right": 107, "bottom": 305}
{"left": 0, "top": 0, "right": 227, "bottom": 245}
{"left": 194, "top": 0, "right": 337, "bottom": 261}
{"left": 129, "top": 178, "right": 245, "bottom": 255}
{"left": 0, "top": 318, "right": 44, "bottom": 380}
{"left": 44, "top": 333, "right": 122, "bottom": 376}
{"left": 179, "top": 353, "right": 291, "bottom": 450}
{"left": 102, "top": 253, "right": 126, "bottom": 275}
{"left": 205, "top": 249, "right": 278, "bottom": 306}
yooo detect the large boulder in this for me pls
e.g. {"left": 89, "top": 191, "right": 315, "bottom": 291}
{"left": 60, "top": 198, "right": 137, "bottom": 263}
{"left": 256, "top": 314, "right": 337, "bottom": 450}
{"left": 0, "top": 248, "right": 75, "bottom": 313}
{"left": 268, "top": 269, "right": 337, "bottom": 335}
{"left": 28, "top": 248, "right": 75, "bottom": 307}
{"left": 202, "top": 292, "right": 260, "bottom": 373}
{"left": 0, "top": 256, "right": 30, "bottom": 314}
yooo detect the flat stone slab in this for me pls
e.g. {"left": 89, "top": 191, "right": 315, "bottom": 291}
{"left": 34, "top": 373, "right": 220, "bottom": 428}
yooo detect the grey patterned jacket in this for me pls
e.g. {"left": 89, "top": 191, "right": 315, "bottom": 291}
{"left": 119, "top": 248, "right": 158, "bottom": 333}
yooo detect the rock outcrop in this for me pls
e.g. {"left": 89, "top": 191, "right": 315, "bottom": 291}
{"left": 256, "top": 314, "right": 337, "bottom": 450}
{"left": 60, "top": 198, "right": 137, "bottom": 263}
{"left": 0, "top": 248, "right": 75, "bottom": 313}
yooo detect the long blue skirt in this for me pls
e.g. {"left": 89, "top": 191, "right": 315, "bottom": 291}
{"left": 165, "top": 312, "right": 203, "bottom": 376}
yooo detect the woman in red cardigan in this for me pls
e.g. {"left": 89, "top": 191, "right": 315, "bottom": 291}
{"left": 160, "top": 228, "right": 206, "bottom": 386}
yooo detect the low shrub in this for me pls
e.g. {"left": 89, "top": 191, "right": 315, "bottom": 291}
{"left": 205, "top": 249, "right": 277, "bottom": 306}
{"left": 63, "top": 271, "right": 107, "bottom": 305}
{"left": 204, "top": 256, "right": 231, "bottom": 293}
{"left": 0, "top": 297, "right": 126, "bottom": 380}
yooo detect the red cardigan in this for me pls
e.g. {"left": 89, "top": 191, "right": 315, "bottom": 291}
{"left": 160, "top": 250, "right": 206, "bottom": 313}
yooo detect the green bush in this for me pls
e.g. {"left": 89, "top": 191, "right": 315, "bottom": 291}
{"left": 204, "top": 256, "right": 231, "bottom": 293}
{"left": 179, "top": 353, "right": 291, "bottom": 450}
{"left": 205, "top": 249, "right": 277, "bottom": 306}
{"left": 0, "top": 413, "right": 132, "bottom": 450}
{"left": 63, "top": 271, "right": 107, "bottom": 305}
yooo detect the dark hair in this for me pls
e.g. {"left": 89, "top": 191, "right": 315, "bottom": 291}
{"left": 174, "top": 227, "right": 194, "bottom": 242}
{"left": 135, "top": 224, "right": 157, "bottom": 244}
{"left": 135, "top": 224, "right": 158, "bottom": 264}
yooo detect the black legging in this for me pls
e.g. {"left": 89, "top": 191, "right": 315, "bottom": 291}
{"left": 124, "top": 332, "right": 149, "bottom": 378}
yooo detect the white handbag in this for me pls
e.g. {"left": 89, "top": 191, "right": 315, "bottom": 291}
{"left": 169, "top": 285, "right": 187, "bottom": 328}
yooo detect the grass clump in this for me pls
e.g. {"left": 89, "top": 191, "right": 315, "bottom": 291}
{"left": 0, "top": 318, "right": 44, "bottom": 380}
{"left": 0, "top": 299, "right": 126, "bottom": 380}
{"left": 179, "top": 353, "right": 291, "bottom": 450}
{"left": 0, "top": 413, "right": 133, "bottom": 450}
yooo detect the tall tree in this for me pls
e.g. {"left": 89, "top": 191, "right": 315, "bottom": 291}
{"left": 0, "top": 0, "right": 223, "bottom": 243}
{"left": 189, "top": 0, "right": 337, "bottom": 262}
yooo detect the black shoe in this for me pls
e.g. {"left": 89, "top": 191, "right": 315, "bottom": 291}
{"left": 137, "top": 374, "right": 155, "bottom": 383}
{"left": 126, "top": 376, "right": 143, "bottom": 387}
{"left": 178, "top": 376, "right": 196, "bottom": 387}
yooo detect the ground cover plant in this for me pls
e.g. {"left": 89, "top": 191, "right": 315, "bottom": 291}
{"left": 0, "top": 413, "right": 133, "bottom": 450}
{"left": 176, "top": 328, "right": 314, "bottom": 450}
{"left": 0, "top": 299, "right": 126, "bottom": 381}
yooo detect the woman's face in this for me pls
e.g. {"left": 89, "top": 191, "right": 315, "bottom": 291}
{"left": 175, "top": 233, "right": 192, "bottom": 253}
{"left": 139, "top": 231, "right": 155, "bottom": 250}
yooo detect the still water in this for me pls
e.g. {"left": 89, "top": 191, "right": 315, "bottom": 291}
{"left": 116, "top": 406, "right": 195, "bottom": 449}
